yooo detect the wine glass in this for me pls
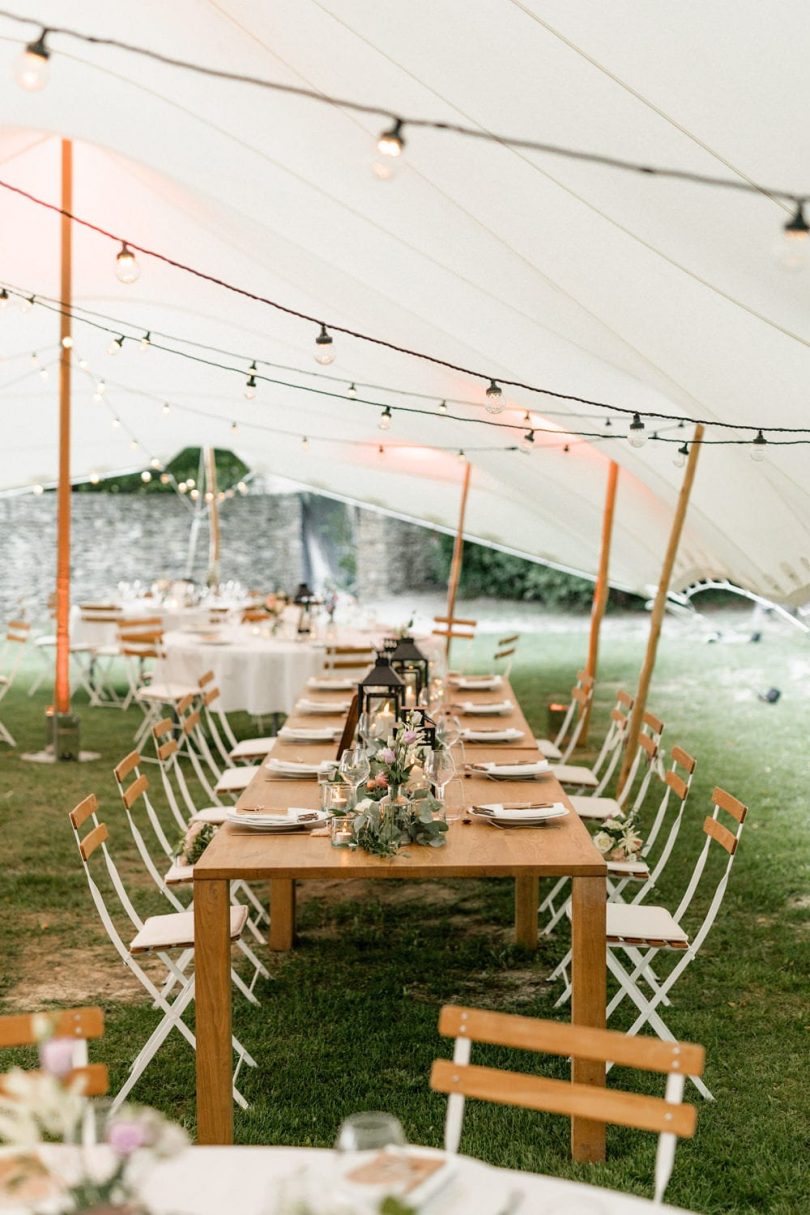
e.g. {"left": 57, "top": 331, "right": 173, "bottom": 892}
{"left": 339, "top": 748, "right": 370, "bottom": 808}
{"left": 335, "top": 1111, "right": 406, "bottom": 1154}
{"left": 425, "top": 748, "right": 456, "bottom": 819}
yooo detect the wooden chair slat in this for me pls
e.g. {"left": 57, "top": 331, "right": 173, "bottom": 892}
{"left": 0, "top": 1063, "right": 108, "bottom": 1098}
{"left": 617, "top": 690, "right": 634, "bottom": 707}
{"left": 69, "top": 794, "right": 98, "bottom": 830}
{"left": 182, "top": 709, "right": 202, "bottom": 734}
{"left": 152, "top": 719, "right": 174, "bottom": 739}
{"left": 712, "top": 786, "right": 747, "bottom": 822}
{"left": 199, "top": 670, "right": 215, "bottom": 686}
{"left": 429, "top": 1060, "right": 697, "bottom": 1138}
{"left": 497, "top": 634, "right": 520, "bottom": 646}
{"left": 639, "top": 734, "right": 658, "bottom": 756}
{"left": 665, "top": 770, "right": 688, "bottom": 801}
{"left": 122, "top": 773, "right": 149, "bottom": 809}
{"left": 671, "top": 746, "right": 697, "bottom": 773}
{"left": 113, "top": 750, "right": 141, "bottom": 781}
{"left": 79, "top": 822, "right": 108, "bottom": 862}
{"left": 703, "top": 815, "right": 738, "bottom": 854}
{"left": 436, "top": 1006, "right": 704, "bottom": 1075}
{"left": 0, "top": 1006, "right": 104, "bottom": 1048}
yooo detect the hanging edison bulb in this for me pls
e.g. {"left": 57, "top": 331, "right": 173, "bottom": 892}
{"left": 672, "top": 442, "right": 689, "bottom": 468}
{"left": 115, "top": 243, "right": 140, "bottom": 284}
{"left": 107, "top": 335, "right": 125, "bottom": 356}
{"left": 776, "top": 202, "right": 809, "bottom": 271}
{"left": 627, "top": 413, "right": 647, "bottom": 448}
{"left": 750, "top": 430, "right": 767, "bottom": 462}
{"left": 485, "top": 380, "right": 504, "bottom": 414}
{"left": 378, "top": 406, "right": 393, "bottom": 431}
{"left": 15, "top": 32, "right": 50, "bottom": 91}
{"left": 373, "top": 119, "right": 405, "bottom": 180}
{"left": 314, "top": 324, "right": 335, "bottom": 365}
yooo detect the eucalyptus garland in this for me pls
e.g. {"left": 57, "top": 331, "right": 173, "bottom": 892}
{"left": 350, "top": 791, "right": 448, "bottom": 858}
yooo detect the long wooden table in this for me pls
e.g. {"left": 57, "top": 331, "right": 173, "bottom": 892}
{"left": 193, "top": 679, "right": 607, "bottom": 1160}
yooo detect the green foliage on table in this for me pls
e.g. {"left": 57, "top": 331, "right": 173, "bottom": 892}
{"left": 351, "top": 795, "right": 448, "bottom": 859}
{"left": 174, "top": 822, "right": 217, "bottom": 866}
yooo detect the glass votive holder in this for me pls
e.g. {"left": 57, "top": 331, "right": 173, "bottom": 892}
{"left": 320, "top": 779, "right": 351, "bottom": 814}
{"left": 329, "top": 813, "right": 356, "bottom": 848}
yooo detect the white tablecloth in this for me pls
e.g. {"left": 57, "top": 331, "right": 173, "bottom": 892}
{"left": 155, "top": 627, "right": 444, "bottom": 716}
{"left": 6, "top": 1145, "right": 694, "bottom": 1214}
{"left": 70, "top": 601, "right": 248, "bottom": 648}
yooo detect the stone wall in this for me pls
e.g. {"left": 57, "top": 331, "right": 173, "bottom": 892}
{"left": 0, "top": 492, "right": 442, "bottom": 623}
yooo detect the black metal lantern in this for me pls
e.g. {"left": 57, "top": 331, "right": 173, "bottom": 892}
{"left": 389, "top": 635, "right": 430, "bottom": 702}
{"left": 357, "top": 652, "right": 405, "bottom": 723}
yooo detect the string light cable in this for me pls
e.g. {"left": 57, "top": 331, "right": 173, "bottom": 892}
{"left": 1, "top": 279, "right": 808, "bottom": 444}
{"left": 2, "top": 11, "right": 808, "bottom": 210}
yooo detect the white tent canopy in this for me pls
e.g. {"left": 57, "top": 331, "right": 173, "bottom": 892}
{"left": 2, "top": 1, "right": 809, "bottom": 600}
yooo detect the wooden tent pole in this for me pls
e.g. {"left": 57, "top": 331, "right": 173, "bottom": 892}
{"left": 581, "top": 460, "right": 619, "bottom": 742}
{"left": 617, "top": 425, "right": 704, "bottom": 792}
{"left": 445, "top": 459, "right": 471, "bottom": 655}
{"left": 205, "top": 447, "right": 221, "bottom": 587}
{"left": 54, "top": 138, "right": 73, "bottom": 718}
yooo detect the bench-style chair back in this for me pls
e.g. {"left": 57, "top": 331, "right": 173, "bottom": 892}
{"left": 431, "top": 1005, "right": 704, "bottom": 1204}
{"left": 549, "top": 670, "right": 595, "bottom": 763}
{"left": 492, "top": 633, "right": 519, "bottom": 678}
{"left": 0, "top": 1006, "right": 107, "bottom": 1098}
{"left": 323, "top": 645, "right": 375, "bottom": 673}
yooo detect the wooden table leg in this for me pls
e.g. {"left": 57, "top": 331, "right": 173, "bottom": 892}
{"left": 269, "top": 879, "right": 296, "bottom": 951}
{"left": 514, "top": 876, "right": 539, "bottom": 949}
{"left": 570, "top": 873, "right": 607, "bottom": 1162}
{"left": 194, "top": 877, "right": 232, "bottom": 1144}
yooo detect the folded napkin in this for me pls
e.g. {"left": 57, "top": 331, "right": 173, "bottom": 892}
{"left": 449, "top": 674, "right": 502, "bottom": 690}
{"left": 457, "top": 699, "right": 514, "bottom": 715}
{"left": 266, "top": 758, "right": 338, "bottom": 776}
{"left": 227, "top": 807, "right": 322, "bottom": 825}
{"left": 307, "top": 676, "right": 356, "bottom": 691}
{"left": 296, "top": 697, "right": 352, "bottom": 714}
{"left": 461, "top": 727, "right": 525, "bottom": 742}
{"left": 472, "top": 759, "right": 551, "bottom": 776}
{"left": 279, "top": 726, "right": 341, "bottom": 741}
{"left": 473, "top": 802, "right": 567, "bottom": 823}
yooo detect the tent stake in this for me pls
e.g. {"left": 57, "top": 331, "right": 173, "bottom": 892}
{"left": 445, "top": 458, "right": 472, "bottom": 657}
{"left": 581, "top": 460, "right": 619, "bottom": 743}
{"left": 54, "top": 138, "right": 73, "bottom": 723}
{"left": 617, "top": 426, "right": 704, "bottom": 793}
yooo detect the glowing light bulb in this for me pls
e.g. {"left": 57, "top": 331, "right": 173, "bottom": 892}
{"left": 178, "top": 481, "right": 188, "bottom": 494}
{"left": 673, "top": 442, "right": 689, "bottom": 468}
{"left": 777, "top": 202, "right": 809, "bottom": 270}
{"left": 39, "top": 366, "right": 49, "bottom": 381}
{"left": 519, "top": 430, "right": 535, "bottom": 453}
{"left": 457, "top": 449, "right": 466, "bottom": 461}
{"left": 485, "top": 380, "right": 504, "bottom": 414}
{"left": 129, "top": 438, "right": 139, "bottom": 451}
{"left": 95, "top": 379, "right": 106, "bottom": 396}
{"left": 190, "top": 488, "right": 200, "bottom": 501}
{"left": 314, "top": 324, "right": 335, "bottom": 365}
{"left": 78, "top": 357, "right": 89, "bottom": 370}
{"left": 237, "top": 481, "right": 248, "bottom": 495}
{"left": 347, "top": 382, "right": 358, "bottom": 398}
{"left": 750, "top": 430, "right": 767, "bottom": 462}
{"left": 89, "top": 471, "right": 100, "bottom": 485}
{"left": 150, "top": 457, "right": 162, "bottom": 470}
{"left": 107, "top": 335, "right": 125, "bottom": 356}
{"left": 0, "top": 289, "right": 8, "bottom": 308}
{"left": 373, "top": 119, "right": 405, "bottom": 180}
{"left": 187, "top": 479, "right": 196, "bottom": 489}
{"left": 15, "top": 33, "right": 50, "bottom": 91}
{"left": 160, "top": 472, "right": 171, "bottom": 485}
{"left": 162, "top": 401, "right": 171, "bottom": 415}
{"left": 302, "top": 436, "right": 310, "bottom": 451}
{"left": 438, "top": 400, "right": 448, "bottom": 415}
{"left": 111, "top": 417, "right": 121, "bottom": 428}
{"left": 139, "top": 331, "right": 151, "bottom": 352}
{"left": 141, "top": 470, "right": 152, "bottom": 483}
{"left": 627, "top": 413, "right": 647, "bottom": 448}
{"left": 230, "top": 420, "right": 239, "bottom": 433}
{"left": 115, "top": 243, "right": 140, "bottom": 284}
{"left": 32, "top": 482, "right": 44, "bottom": 495}
{"left": 205, "top": 491, "right": 214, "bottom": 503}
{"left": 244, "top": 361, "right": 257, "bottom": 399}
{"left": 18, "top": 295, "right": 34, "bottom": 314}
{"left": 61, "top": 335, "right": 73, "bottom": 349}
{"left": 378, "top": 406, "right": 393, "bottom": 431}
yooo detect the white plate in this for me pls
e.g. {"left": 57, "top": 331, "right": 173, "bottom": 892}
{"left": 473, "top": 760, "right": 551, "bottom": 779}
{"left": 225, "top": 808, "right": 327, "bottom": 832}
{"left": 266, "top": 759, "right": 338, "bottom": 778}
{"left": 459, "top": 700, "right": 514, "bottom": 716}
{"left": 462, "top": 728, "right": 525, "bottom": 742}
{"left": 449, "top": 675, "right": 502, "bottom": 690}
{"left": 307, "top": 677, "right": 356, "bottom": 691}
{"left": 473, "top": 803, "right": 568, "bottom": 824}
{"left": 296, "top": 698, "right": 352, "bottom": 714}
{"left": 279, "top": 727, "right": 341, "bottom": 742}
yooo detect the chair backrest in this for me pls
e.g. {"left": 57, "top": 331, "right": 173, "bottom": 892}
{"left": 241, "top": 608, "right": 268, "bottom": 623}
{"left": 197, "top": 677, "right": 239, "bottom": 760}
{"left": 550, "top": 669, "right": 595, "bottom": 762}
{"left": 151, "top": 717, "right": 211, "bottom": 828}
{"left": 492, "top": 633, "right": 519, "bottom": 677}
{"left": 113, "top": 749, "right": 184, "bottom": 888}
{"left": 176, "top": 694, "right": 223, "bottom": 801}
{"left": 323, "top": 645, "right": 375, "bottom": 672}
{"left": 586, "top": 689, "right": 635, "bottom": 794}
{"left": 335, "top": 693, "right": 360, "bottom": 759}
{"left": 431, "top": 1004, "right": 704, "bottom": 1203}
{"left": 639, "top": 746, "right": 696, "bottom": 869}
{"left": 672, "top": 787, "right": 748, "bottom": 942}
{"left": 0, "top": 1006, "right": 107, "bottom": 1098}
{"left": 79, "top": 603, "right": 122, "bottom": 624}
{"left": 68, "top": 795, "right": 146, "bottom": 955}
{"left": 432, "top": 613, "right": 476, "bottom": 642}
{"left": 5, "top": 620, "right": 31, "bottom": 645}
{"left": 117, "top": 617, "right": 165, "bottom": 658}
{"left": 617, "top": 713, "right": 665, "bottom": 813}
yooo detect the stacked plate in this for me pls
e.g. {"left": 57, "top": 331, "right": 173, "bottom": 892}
{"left": 225, "top": 808, "right": 327, "bottom": 833}
{"left": 448, "top": 674, "right": 502, "bottom": 691}
{"left": 307, "top": 676, "right": 356, "bottom": 691}
{"left": 296, "top": 697, "right": 352, "bottom": 714}
{"left": 456, "top": 699, "right": 514, "bottom": 716}
{"left": 471, "top": 802, "right": 568, "bottom": 828}
{"left": 279, "top": 725, "right": 341, "bottom": 743}
{"left": 265, "top": 758, "right": 338, "bottom": 779}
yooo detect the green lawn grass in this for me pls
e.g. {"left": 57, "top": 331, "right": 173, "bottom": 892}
{"left": 0, "top": 615, "right": 808, "bottom": 1213}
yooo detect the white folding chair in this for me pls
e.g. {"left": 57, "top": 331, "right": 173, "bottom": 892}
{"left": 492, "top": 633, "right": 519, "bottom": 679}
{"left": 535, "top": 670, "right": 594, "bottom": 762}
{"left": 112, "top": 750, "right": 268, "bottom": 994}
{"left": 430, "top": 1004, "right": 704, "bottom": 1205}
{"left": 148, "top": 724, "right": 270, "bottom": 937}
{"left": 554, "top": 786, "right": 748, "bottom": 1099}
{"left": 432, "top": 615, "right": 477, "bottom": 671}
{"left": 549, "top": 689, "right": 635, "bottom": 790}
{"left": 118, "top": 619, "right": 197, "bottom": 749}
{"left": 176, "top": 693, "right": 259, "bottom": 799}
{"left": 322, "top": 644, "right": 375, "bottom": 676}
{"left": 28, "top": 623, "right": 96, "bottom": 701}
{"left": 0, "top": 620, "right": 31, "bottom": 746}
{"left": 68, "top": 794, "right": 257, "bottom": 1112}
{"left": 195, "top": 671, "right": 269, "bottom": 766}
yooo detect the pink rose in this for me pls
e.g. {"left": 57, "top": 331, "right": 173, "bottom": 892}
{"left": 380, "top": 747, "right": 395, "bottom": 764}
{"left": 107, "top": 1119, "right": 149, "bottom": 1155}
{"left": 38, "top": 1036, "right": 76, "bottom": 1079}
{"left": 402, "top": 730, "right": 418, "bottom": 744}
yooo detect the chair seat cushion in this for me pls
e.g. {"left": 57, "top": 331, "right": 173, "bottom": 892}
{"left": 129, "top": 906, "right": 247, "bottom": 953}
{"left": 192, "top": 806, "right": 228, "bottom": 825}
{"left": 535, "top": 737, "right": 563, "bottom": 761}
{"left": 551, "top": 763, "right": 599, "bottom": 788}
{"left": 607, "top": 858, "right": 650, "bottom": 879}
{"left": 568, "top": 795, "right": 622, "bottom": 821}
{"left": 229, "top": 736, "right": 275, "bottom": 760}
{"left": 606, "top": 902, "right": 688, "bottom": 947}
{"left": 215, "top": 765, "right": 259, "bottom": 793}
{"left": 35, "top": 635, "right": 93, "bottom": 652}
{"left": 163, "top": 861, "right": 194, "bottom": 886}
{"left": 136, "top": 682, "right": 198, "bottom": 704}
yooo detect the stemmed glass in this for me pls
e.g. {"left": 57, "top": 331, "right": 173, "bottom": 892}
{"left": 334, "top": 1111, "right": 410, "bottom": 1194}
{"left": 425, "top": 747, "right": 456, "bottom": 810}
{"left": 339, "top": 747, "right": 370, "bottom": 808}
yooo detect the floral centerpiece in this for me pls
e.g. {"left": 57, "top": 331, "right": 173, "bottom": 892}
{"left": 593, "top": 814, "right": 644, "bottom": 862}
{"left": 341, "top": 714, "right": 448, "bottom": 858}
{"left": 174, "top": 821, "right": 217, "bottom": 867}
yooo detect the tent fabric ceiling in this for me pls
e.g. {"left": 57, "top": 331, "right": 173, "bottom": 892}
{"left": 1, "top": 1, "right": 809, "bottom": 601}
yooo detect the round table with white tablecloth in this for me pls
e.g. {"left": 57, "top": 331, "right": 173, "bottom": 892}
{"left": 69, "top": 599, "right": 251, "bottom": 648}
{"left": 5, "top": 1144, "right": 695, "bottom": 1215}
{"left": 155, "top": 626, "right": 444, "bottom": 715}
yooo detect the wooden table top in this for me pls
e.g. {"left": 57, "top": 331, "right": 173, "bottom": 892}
{"left": 195, "top": 676, "right": 605, "bottom": 883}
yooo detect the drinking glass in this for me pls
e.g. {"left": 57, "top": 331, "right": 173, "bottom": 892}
{"left": 335, "top": 1111, "right": 406, "bottom": 1154}
{"left": 339, "top": 748, "right": 370, "bottom": 808}
{"left": 425, "top": 747, "right": 456, "bottom": 808}
{"left": 334, "top": 1112, "right": 410, "bottom": 1203}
